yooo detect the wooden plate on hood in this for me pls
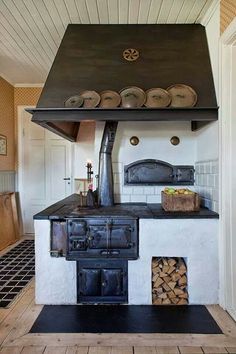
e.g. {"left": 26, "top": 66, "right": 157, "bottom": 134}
{"left": 145, "top": 88, "right": 171, "bottom": 108}
{"left": 64, "top": 95, "right": 84, "bottom": 108}
{"left": 167, "top": 84, "right": 197, "bottom": 108}
{"left": 99, "top": 90, "right": 121, "bottom": 108}
{"left": 80, "top": 90, "right": 100, "bottom": 108}
{"left": 120, "top": 86, "right": 146, "bottom": 108}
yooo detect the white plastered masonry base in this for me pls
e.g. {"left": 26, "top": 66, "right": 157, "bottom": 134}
{"left": 34, "top": 218, "right": 219, "bottom": 305}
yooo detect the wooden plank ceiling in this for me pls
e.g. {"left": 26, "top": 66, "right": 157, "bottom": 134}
{"left": 0, "top": 0, "right": 217, "bottom": 85}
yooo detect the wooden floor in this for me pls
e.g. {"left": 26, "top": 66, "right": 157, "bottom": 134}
{"left": 1, "top": 241, "right": 236, "bottom": 354}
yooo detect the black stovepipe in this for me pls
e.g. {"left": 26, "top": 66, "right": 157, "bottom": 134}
{"left": 98, "top": 121, "right": 118, "bottom": 206}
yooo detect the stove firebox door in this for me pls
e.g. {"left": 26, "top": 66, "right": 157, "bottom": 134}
{"left": 77, "top": 260, "right": 128, "bottom": 303}
{"left": 101, "top": 269, "right": 123, "bottom": 296}
{"left": 80, "top": 269, "right": 101, "bottom": 296}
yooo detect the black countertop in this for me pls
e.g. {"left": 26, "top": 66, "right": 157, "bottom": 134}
{"left": 33, "top": 194, "right": 219, "bottom": 220}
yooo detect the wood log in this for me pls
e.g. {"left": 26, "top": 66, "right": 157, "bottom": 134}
{"left": 167, "top": 266, "right": 176, "bottom": 274}
{"left": 167, "top": 291, "right": 176, "bottom": 299}
{"left": 156, "top": 287, "right": 163, "bottom": 295}
{"left": 162, "top": 282, "right": 171, "bottom": 292}
{"left": 163, "top": 258, "right": 168, "bottom": 266}
{"left": 152, "top": 273, "right": 159, "bottom": 282}
{"left": 159, "top": 272, "right": 168, "bottom": 278}
{"left": 168, "top": 281, "right": 177, "bottom": 290}
{"left": 162, "top": 298, "right": 172, "bottom": 304}
{"left": 163, "top": 265, "right": 170, "bottom": 273}
{"left": 171, "top": 273, "right": 182, "bottom": 282}
{"left": 178, "top": 258, "right": 187, "bottom": 271}
{"left": 159, "top": 293, "right": 168, "bottom": 299}
{"left": 168, "top": 258, "right": 177, "bottom": 267}
{"left": 163, "top": 275, "right": 172, "bottom": 284}
{"left": 173, "top": 288, "right": 185, "bottom": 296}
{"left": 171, "top": 298, "right": 179, "bottom": 304}
{"left": 178, "top": 269, "right": 187, "bottom": 276}
{"left": 153, "top": 298, "right": 163, "bottom": 305}
{"left": 178, "top": 298, "right": 188, "bottom": 305}
{"left": 178, "top": 275, "right": 187, "bottom": 286}
{"left": 154, "top": 277, "right": 164, "bottom": 288}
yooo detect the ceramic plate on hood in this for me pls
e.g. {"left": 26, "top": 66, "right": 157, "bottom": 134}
{"left": 145, "top": 88, "right": 171, "bottom": 108}
{"left": 120, "top": 86, "right": 146, "bottom": 108}
{"left": 80, "top": 90, "right": 101, "bottom": 108}
{"left": 167, "top": 84, "right": 197, "bottom": 108}
{"left": 99, "top": 90, "right": 121, "bottom": 108}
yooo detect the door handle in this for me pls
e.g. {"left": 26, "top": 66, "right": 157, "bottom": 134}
{"left": 63, "top": 177, "right": 71, "bottom": 180}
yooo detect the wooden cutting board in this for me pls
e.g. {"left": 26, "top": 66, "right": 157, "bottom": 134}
{"left": 0, "top": 192, "right": 20, "bottom": 251}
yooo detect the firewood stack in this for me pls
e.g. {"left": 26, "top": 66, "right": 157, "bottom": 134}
{"left": 152, "top": 257, "right": 188, "bottom": 305}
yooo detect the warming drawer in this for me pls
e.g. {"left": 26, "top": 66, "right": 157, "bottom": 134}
{"left": 66, "top": 217, "right": 138, "bottom": 260}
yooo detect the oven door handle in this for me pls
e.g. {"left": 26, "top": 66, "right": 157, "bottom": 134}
{"left": 110, "top": 250, "right": 120, "bottom": 255}
{"left": 106, "top": 219, "right": 113, "bottom": 253}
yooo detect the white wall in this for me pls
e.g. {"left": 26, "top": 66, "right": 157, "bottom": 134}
{"left": 73, "top": 141, "right": 94, "bottom": 179}
{"left": 94, "top": 121, "right": 197, "bottom": 170}
{"left": 94, "top": 121, "right": 197, "bottom": 203}
{"left": 194, "top": 4, "right": 220, "bottom": 211}
{"left": 113, "top": 121, "right": 196, "bottom": 166}
{"left": 196, "top": 3, "right": 220, "bottom": 161}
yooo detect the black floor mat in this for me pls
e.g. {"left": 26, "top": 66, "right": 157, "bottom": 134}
{"left": 30, "top": 305, "right": 222, "bottom": 334}
{"left": 0, "top": 240, "right": 35, "bottom": 308}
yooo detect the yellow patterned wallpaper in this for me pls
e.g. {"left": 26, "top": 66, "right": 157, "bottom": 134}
{"left": 221, "top": 0, "right": 236, "bottom": 33}
{"left": 14, "top": 87, "right": 42, "bottom": 168}
{"left": 14, "top": 87, "right": 42, "bottom": 116}
{"left": 0, "top": 77, "right": 14, "bottom": 171}
{"left": 14, "top": 87, "right": 95, "bottom": 142}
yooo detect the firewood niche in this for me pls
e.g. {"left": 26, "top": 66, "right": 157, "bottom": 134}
{"left": 152, "top": 257, "right": 188, "bottom": 305}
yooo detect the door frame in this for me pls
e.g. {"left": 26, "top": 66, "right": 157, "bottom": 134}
{"left": 17, "top": 105, "right": 35, "bottom": 236}
{"left": 219, "top": 18, "right": 236, "bottom": 319}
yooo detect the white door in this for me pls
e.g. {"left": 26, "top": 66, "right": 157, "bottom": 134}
{"left": 19, "top": 108, "right": 72, "bottom": 234}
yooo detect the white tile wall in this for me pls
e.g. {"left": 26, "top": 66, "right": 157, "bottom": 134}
{"left": 195, "top": 159, "right": 219, "bottom": 212}
{"left": 113, "top": 159, "right": 219, "bottom": 212}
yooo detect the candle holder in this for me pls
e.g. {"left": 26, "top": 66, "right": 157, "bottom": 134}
{"left": 86, "top": 161, "right": 93, "bottom": 183}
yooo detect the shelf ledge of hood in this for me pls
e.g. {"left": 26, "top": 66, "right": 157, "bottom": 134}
{"left": 27, "top": 107, "right": 218, "bottom": 126}
{"left": 27, "top": 106, "right": 218, "bottom": 113}
{"left": 27, "top": 106, "right": 218, "bottom": 141}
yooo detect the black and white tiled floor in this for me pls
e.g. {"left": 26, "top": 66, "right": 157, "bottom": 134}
{"left": 0, "top": 240, "right": 35, "bottom": 308}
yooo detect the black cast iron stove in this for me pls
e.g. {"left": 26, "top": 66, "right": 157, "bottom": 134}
{"left": 65, "top": 215, "right": 135, "bottom": 303}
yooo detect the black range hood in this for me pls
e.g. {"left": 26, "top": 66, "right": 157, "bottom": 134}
{"left": 27, "top": 24, "right": 218, "bottom": 141}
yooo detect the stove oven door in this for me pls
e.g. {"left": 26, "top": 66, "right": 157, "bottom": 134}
{"left": 88, "top": 222, "right": 131, "bottom": 249}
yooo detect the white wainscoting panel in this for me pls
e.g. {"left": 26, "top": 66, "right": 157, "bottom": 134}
{"left": 0, "top": 170, "right": 15, "bottom": 192}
